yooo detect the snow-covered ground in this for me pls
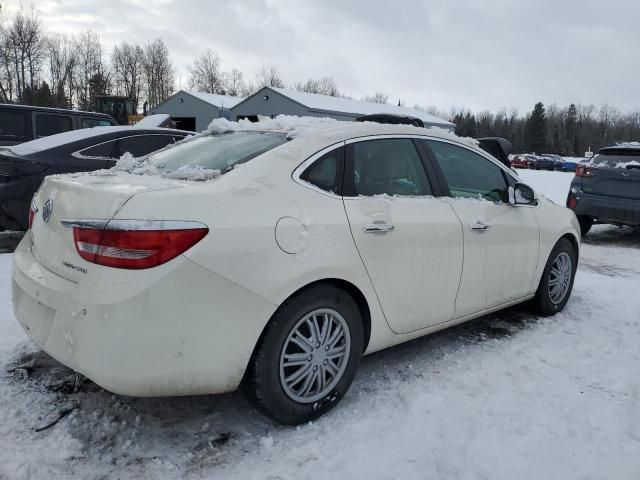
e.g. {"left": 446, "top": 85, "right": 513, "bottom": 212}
{"left": 1, "top": 170, "right": 640, "bottom": 479}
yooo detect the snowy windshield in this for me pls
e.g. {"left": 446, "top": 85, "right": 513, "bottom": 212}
{"left": 592, "top": 150, "right": 640, "bottom": 168}
{"left": 147, "top": 131, "right": 287, "bottom": 175}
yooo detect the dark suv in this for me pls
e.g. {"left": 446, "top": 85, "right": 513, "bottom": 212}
{"left": 0, "top": 104, "right": 117, "bottom": 146}
{"left": 567, "top": 144, "right": 640, "bottom": 235}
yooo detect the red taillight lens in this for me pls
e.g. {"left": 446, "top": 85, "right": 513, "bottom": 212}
{"left": 575, "top": 165, "right": 595, "bottom": 177}
{"left": 28, "top": 202, "right": 37, "bottom": 229}
{"left": 71, "top": 224, "right": 208, "bottom": 269}
{"left": 567, "top": 195, "right": 577, "bottom": 209}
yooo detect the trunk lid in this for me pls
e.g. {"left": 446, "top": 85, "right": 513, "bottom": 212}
{"left": 30, "top": 171, "right": 187, "bottom": 282}
{"left": 582, "top": 166, "right": 640, "bottom": 200}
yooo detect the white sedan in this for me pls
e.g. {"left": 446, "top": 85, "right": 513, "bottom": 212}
{"left": 12, "top": 118, "right": 580, "bottom": 424}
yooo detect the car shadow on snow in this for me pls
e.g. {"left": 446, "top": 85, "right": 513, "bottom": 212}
{"left": 584, "top": 224, "right": 640, "bottom": 248}
{"left": 5, "top": 303, "right": 541, "bottom": 473}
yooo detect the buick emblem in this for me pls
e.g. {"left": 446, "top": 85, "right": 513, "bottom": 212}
{"left": 42, "top": 199, "right": 53, "bottom": 223}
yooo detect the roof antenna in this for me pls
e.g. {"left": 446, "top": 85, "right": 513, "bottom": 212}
{"left": 398, "top": 99, "right": 401, "bottom": 106}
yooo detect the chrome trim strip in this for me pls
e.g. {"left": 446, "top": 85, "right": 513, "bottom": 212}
{"left": 61, "top": 219, "right": 208, "bottom": 231}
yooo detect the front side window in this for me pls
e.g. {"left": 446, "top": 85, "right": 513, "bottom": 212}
{"left": 35, "top": 114, "right": 73, "bottom": 137}
{"left": 148, "top": 131, "right": 287, "bottom": 175}
{"left": 351, "top": 139, "right": 431, "bottom": 196}
{"left": 300, "top": 148, "right": 342, "bottom": 193}
{"left": 426, "top": 140, "right": 509, "bottom": 202}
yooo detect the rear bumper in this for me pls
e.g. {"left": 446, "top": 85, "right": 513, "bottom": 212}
{"left": 572, "top": 191, "right": 640, "bottom": 226}
{"left": 12, "top": 235, "right": 277, "bottom": 396}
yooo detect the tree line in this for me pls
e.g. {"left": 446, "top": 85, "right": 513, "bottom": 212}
{"left": 1, "top": 5, "right": 637, "bottom": 153}
{"left": 0, "top": 5, "right": 390, "bottom": 114}
{"left": 449, "top": 102, "right": 640, "bottom": 156}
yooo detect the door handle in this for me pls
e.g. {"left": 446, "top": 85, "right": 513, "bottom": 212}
{"left": 471, "top": 222, "right": 490, "bottom": 231}
{"left": 364, "top": 223, "right": 395, "bottom": 233}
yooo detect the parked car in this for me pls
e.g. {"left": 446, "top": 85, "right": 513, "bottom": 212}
{"left": 511, "top": 154, "right": 532, "bottom": 168}
{"left": 528, "top": 155, "right": 555, "bottom": 170}
{"left": 561, "top": 157, "right": 589, "bottom": 172}
{"left": 541, "top": 154, "right": 564, "bottom": 170}
{"left": 567, "top": 144, "right": 640, "bottom": 235}
{"left": 0, "top": 104, "right": 117, "bottom": 146}
{"left": 13, "top": 120, "right": 580, "bottom": 425}
{"left": 0, "top": 126, "right": 190, "bottom": 230}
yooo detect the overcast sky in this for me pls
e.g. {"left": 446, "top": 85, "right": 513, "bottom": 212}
{"left": 7, "top": 0, "right": 640, "bottom": 113}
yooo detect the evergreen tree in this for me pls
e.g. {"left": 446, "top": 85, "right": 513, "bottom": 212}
{"left": 566, "top": 103, "right": 577, "bottom": 156}
{"left": 525, "top": 102, "right": 547, "bottom": 153}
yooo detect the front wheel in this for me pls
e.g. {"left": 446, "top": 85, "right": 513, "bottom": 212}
{"left": 243, "top": 285, "right": 364, "bottom": 425}
{"left": 532, "top": 238, "right": 577, "bottom": 316}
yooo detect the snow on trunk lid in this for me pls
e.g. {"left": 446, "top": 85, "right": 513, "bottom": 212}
{"left": 30, "top": 171, "right": 186, "bottom": 282}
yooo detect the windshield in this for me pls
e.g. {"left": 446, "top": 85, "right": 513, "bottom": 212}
{"left": 592, "top": 149, "right": 640, "bottom": 168}
{"left": 147, "top": 131, "right": 287, "bottom": 175}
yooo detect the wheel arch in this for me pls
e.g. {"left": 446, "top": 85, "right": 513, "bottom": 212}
{"left": 247, "top": 278, "right": 372, "bottom": 368}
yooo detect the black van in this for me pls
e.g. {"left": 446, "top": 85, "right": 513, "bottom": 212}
{"left": 0, "top": 104, "right": 117, "bottom": 146}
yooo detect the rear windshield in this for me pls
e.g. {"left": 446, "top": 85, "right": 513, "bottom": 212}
{"left": 147, "top": 131, "right": 287, "bottom": 175}
{"left": 592, "top": 149, "right": 640, "bottom": 168}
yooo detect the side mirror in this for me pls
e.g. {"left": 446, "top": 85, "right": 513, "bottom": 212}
{"left": 509, "top": 183, "right": 537, "bottom": 206}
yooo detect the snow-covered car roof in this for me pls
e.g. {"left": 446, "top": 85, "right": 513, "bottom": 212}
{"left": 201, "top": 115, "right": 477, "bottom": 149}
{"left": 7, "top": 126, "right": 189, "bottom": 156}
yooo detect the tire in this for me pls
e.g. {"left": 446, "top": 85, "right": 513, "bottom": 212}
{"left": 533, "top": 238, "right": 577, "bottom": 316}
{"left": 243, "top": 284, "right": 364, "bottom": 425}
{"left": 577, "top": 215, "right": 593, "bottom": 236}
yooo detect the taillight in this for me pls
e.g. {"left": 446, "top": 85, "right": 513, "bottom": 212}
{"left": 66, "top": 220, "right": 208, "bottom": 269}
{"left": 567, "top": 194, "right": 577, "bottom": 209}
{"left": 28, "top": 201, "right": 38, "bottom": 229}
{"left": 575, "top": 165, "right": 596, "bottom": 177}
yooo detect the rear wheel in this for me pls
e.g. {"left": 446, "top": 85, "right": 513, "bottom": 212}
{"left": 577, "top": 215, "right": 593, "bottom": 236}
{"left": 533, "top": 238, "right": 577, "bottom": 316}
{"left": 243, "top": 284, "right": 363, "bottom": 425}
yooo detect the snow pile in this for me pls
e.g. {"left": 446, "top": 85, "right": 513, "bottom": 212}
{"left": 203, "top": 115, "right": 477, "bottom": 148}
{"left": 133, "top": 114, "right": 172, "bottom": 129}
{"left": 162, "top": 165, "right": 221, "bottom": 181}
{"left": 617, "top": 160, "right": 640, "bottom": 169}
{"left": 112, "top": 152, "right": 160, "bottom": 176}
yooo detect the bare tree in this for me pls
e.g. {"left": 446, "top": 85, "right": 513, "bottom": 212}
{"left": 364, "top": 92, "right": 389, "bottom": 104}
{"left": 255, "top": 63, "right": 284, "bottom": 89}
{"left": 47, "top": 33, "right": 76, "bottom": 107}
{"left": 142, "top": 38, "right": 174, "bottom": 109}
{"left": 0, "top": 5, "right": 13, "bottom": 102}
{"left": 223, "top": 68, "right": 244, "bottom": 96}
{"left": 112, "top": 42, "right": 144, "bottom": 113}
{"left": 294, "top": 76, "right": 339, "bottom": 96}
{"left": 7, "top": 5, "right": 46, "bottom": 102}
{"left": 74, "top": 30, "right": 107, "bottom": 110}
{"left": 187, "top": 49, "right": 225, "bottom": 94}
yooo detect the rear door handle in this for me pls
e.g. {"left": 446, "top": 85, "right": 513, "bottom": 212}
{"left": 364, "top": 223, "right": 395, "bottom": 233}
{"left": 471, "top": 222, "right": 490, "bottom": 231}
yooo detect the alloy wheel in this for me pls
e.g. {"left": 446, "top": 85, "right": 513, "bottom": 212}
{"left": 279, "top": 308, "right": 351, "bottom": 404}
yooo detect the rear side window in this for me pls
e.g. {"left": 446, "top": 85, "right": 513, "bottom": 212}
{"left": 300, "top": 148, "right": 343, "bottom": 193}
{"left": 81, "top": 118, "right": 113, "bottom": 128}
{"left": 351, "top": 138, "right": 431, "bottom": 196}
{"left": 117, "top": 135, "right": 183, "bottom": 157}
{"left": 426, "top": 140, "right": 508, "bottom": 202}
{"left": 148, "top": 131, "right": 287, "bottom": 175}
{"left": 0, "top": 111, "right": 28, "bottom": 142}
{"left": 35, "top": 114, "right": 73, "bottom": 137}
{"left": 78, "top": 140, "right": 119, "bottom": 158}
